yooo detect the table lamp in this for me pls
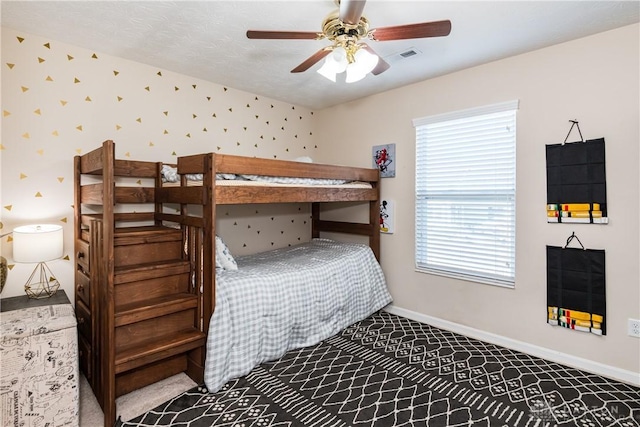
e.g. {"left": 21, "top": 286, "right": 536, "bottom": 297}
{"left": 12, "top": 224, "right": 63, "bottom": 299}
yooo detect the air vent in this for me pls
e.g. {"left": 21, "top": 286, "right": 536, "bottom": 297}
{"left": 400, "top": 49, "right": 418, "bottom": 58}
{"left": 384, "top": 47, "right": 422, "bottom": 64}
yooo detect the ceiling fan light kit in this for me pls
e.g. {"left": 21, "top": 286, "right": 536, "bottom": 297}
{"left": 317, "top": 46, "right": 379, "bottom": 83}
{"left": 246, "top": 0, "right": 451, "bottom": 82}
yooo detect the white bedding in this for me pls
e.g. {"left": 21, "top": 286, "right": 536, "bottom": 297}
{"left": 161, "top": 165, "right": 353, "bottom": 186}
{"left": 203, "top": 238, "right": 392, "bottom": 392}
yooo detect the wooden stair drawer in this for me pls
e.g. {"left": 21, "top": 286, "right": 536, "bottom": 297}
{"left": 75, "top": 269, "right": 91, "bottom": 306}
{"left": 115, "top": 309, "right": 197, "bottom": 349}
{"left": 115, "top": 329, "right": 205, "bottom": 374}
{"left": 115, "top": 293, "right": 199, "bottom": 327}
{"left": 75, "top": 300, "right": 92, "bottom": 341}
{"left": 78, "top": 334, "right": 93, "bottom": 381}
{"left": 115, "top": 241, "right": 183, "bottom": 267}
{"left": 75, "top": 239, "right": 90, "bottom": 272}
{"left": 113, "top": 226, "right": 183, "bottom": 267}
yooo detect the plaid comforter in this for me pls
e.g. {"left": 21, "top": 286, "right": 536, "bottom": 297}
{"left": 203, "top": 238, "right": 392, "bottom": 392}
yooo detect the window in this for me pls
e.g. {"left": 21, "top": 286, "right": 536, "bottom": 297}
{"left": 413, "top": 100, "right": 518, "bottom": 287}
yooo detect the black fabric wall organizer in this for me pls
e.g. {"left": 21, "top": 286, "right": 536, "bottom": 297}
{"left": 547, "top": 233, "right": 606, "bottom": 335}
{"left": 546, "top": 121, "right": 608, "bottom": 223}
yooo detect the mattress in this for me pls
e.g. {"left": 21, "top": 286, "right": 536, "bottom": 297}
{"left": 203, "top": 238, "right": 392, "bottom": 392}
{"left": 161, "top": 165, "right": 373, "bottom": 188}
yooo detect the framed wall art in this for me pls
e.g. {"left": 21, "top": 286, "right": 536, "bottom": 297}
{"left": 372, "top": 143, "right": 396, "bottom": 178}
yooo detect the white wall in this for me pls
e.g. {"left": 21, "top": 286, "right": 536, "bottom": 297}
{"left": 315, "top": 24, "right": 640, "bottom": 377}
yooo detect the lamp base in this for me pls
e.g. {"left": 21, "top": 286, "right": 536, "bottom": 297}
{"left": 24, "top": 262, "right": 60, "bottom": 299}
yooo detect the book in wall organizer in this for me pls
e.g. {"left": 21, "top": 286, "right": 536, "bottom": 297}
{"left": 546, "top": 134, "right": 608, "bottom": 224}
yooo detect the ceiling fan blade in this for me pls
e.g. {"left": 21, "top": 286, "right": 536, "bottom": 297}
{"left": 371, "top": 20, "right": 452, "bottom": 41}
{"left": 339, "top": 0, "right": 367, "bottom": 25}
{"left": 246, "top": 30, "right": 320, "bottom": 40}
{"left": 291, "top": 49, "right": 331, "bottom": 73}
{"left": 361, "top": 44, "right": 390, "bottom": 75}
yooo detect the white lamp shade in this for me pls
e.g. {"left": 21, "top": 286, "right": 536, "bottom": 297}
{"left": 317, "top": 47, "right": 349, "bottom": 82}
{"left": 346, "top": 48, "right": 379, "bottom": 83}
{"left": 13, "top": 224, "right": 63, "bottom": 263}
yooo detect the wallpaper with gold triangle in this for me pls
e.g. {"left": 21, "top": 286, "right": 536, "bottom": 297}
{"left": 0, "top": 28, "right": 324, "bottom": 299}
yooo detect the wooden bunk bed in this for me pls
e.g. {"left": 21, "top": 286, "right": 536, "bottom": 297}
{"left": 74, "top": 140, "right": 381, "bottom": 427}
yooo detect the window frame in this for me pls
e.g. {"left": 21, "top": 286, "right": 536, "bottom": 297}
{"left": 412, "top": 100, "right": 518, "bottom": 288}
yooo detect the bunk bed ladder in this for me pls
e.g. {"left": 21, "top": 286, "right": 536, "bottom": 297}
{"left": 74, "top": 140, "right": 207, "bottom": 427}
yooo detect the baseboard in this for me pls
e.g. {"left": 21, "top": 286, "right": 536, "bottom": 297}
{"left": 384, "top": 305, "right": 640, "bottom": 387}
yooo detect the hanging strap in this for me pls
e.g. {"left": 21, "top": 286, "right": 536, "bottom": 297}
{"left": 564, "top": 232, "right": 585, "bottom": 250}
{"left": 563, "top": 120, "right": 584, "bottom": 144}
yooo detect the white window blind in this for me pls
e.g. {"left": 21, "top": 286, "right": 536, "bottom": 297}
{"left": 413, "top": 100, "right": 518, "bottom": 287}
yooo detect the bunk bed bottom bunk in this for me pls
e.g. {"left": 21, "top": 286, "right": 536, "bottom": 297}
{"left": 204, "top": 238, "right": 392, "bottom": 392}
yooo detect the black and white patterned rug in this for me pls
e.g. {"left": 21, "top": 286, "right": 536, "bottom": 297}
{"left": 117, "top": 311, "right": 640, "bottom": 427}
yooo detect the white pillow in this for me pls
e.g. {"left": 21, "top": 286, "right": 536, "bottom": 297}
{"left": 215, "top": 235, "right": 238, "bottom": 271}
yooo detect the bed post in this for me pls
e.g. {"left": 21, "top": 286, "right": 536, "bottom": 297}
{"left": 370, "top": 194, "right": 381, "bottom": 262}
{"left": 101, "top": 140, "right": 117, "bottom": 427}
{"left": 311, "top": 203, "right": 320, "bottom": 239}
{"left": 201, "top": 153, "right": 216, "bottom": 334}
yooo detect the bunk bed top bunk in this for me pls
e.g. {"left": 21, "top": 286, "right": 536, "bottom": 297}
{"left": 156, "top": 151, "right": 380, "bottom": 205}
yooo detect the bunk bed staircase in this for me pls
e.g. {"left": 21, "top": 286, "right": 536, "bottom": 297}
{"left": 74, "top": 141, "right": 208, "bottom": 427}
{"left": 74, "top": 140, "right": 380, "bottom": 427}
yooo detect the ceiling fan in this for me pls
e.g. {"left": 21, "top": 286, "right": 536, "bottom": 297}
{"left": 246, "top": 0, "right": 451, "bottom": 81}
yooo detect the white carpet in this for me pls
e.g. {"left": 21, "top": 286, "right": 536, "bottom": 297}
{"left": 79, "top": 373, "right": 197, "bottom": 425}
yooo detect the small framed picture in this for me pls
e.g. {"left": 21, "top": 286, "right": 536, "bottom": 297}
{"left": 372, "top": 143, "right": 396, "bottom": 178}
{"left": 379, "top": 199, "right": 394, "bottom": 234}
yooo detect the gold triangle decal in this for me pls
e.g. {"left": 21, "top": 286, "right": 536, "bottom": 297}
{"left": 60, "top": 100, "right": 67, "bottom": 106}
{"left": 3, "top": 110, "right": 10, "bottom": 117}
{"left": 4, "top": 205, "right": 12, "bottom": 211}
{"left": 20, "top": 173, "right": 27, "bottom": 179}
{"left": 34, "top": 109, "right": 41, "bottom": 115}
{"left": 113, "top": 70, "right": 119, "bottom": 76}
{"left": 67, "top": 54, "right": 74, "bottom": 61}
{"left": 37, "top": 149, "right": 44, "bottom": 155}
{"left": 6, "top": 63, "right": 15, "bottom": 69}
{"left": 45, "top": 76, "right": 53, "bottom": 81}
{"left": 21, "top": 86, "right": 29, "bottom": 92}
{"left": 85, "top": 96, "right": 91, "bottom": 102}
{"left": 17, "top": 37, "right": 24, "bottom": 43}
{"left": 136, "top": 118, "right": 142, "bottom": 123}
{"left": 91, "top": 53, "right": 98, "bottom": 59}
{"left": 76, "top": 125, "right": 83, "bottom": 131}
{"left": 38, "top": 57, "right": 45, "bottom": 63}
{"left": 22, "top": 132, "right": 30, "bottom": 139}
{"left": 57, "top": 177, "right": 64, "bottom": 183}
{"left": 74, "top": 77, "right": 80, "bottom": 83}
{"left": 44, "top": 42, "right": 50, "bottom": 49}
{"left": 52, "top": 130, "right": 59, "bottom": 136}
{"left": 60, "top": 217, "right": 67, "bottom": 222}
{"left": 35, "top": 192, "right": 43, "bottom": 198}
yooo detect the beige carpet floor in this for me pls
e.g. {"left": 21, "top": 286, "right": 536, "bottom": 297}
{"left": 79, "top": 373, "right": 197, "bottom": 426}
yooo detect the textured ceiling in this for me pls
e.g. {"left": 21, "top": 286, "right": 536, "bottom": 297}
{"left": 2, "top": 1, "right": 639, "bottom": 109}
